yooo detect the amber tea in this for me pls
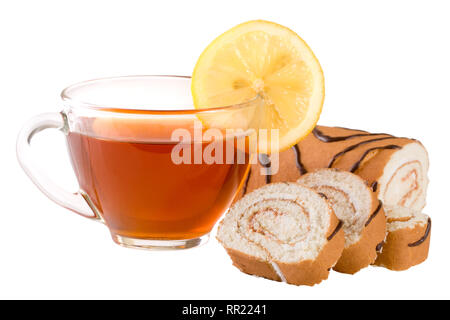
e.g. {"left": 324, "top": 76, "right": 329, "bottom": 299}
{"left": 67, "top": 126, "right": 249, "bottom": 241}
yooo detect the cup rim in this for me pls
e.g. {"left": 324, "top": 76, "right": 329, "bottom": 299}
{"left": 61, "top": 75, "right": 260, "bottom": 115}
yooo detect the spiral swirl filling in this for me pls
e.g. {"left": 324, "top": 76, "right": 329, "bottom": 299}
{"left": 235, "top": 197, "right": 330, "bottom": 263}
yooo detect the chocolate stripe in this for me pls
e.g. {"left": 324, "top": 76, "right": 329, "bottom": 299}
{"left": 313, "top": 127, "right": 391, "bottom": 143}
{"left": 328, "top": 137, "right": 397, "bottom": 168}
{"left": 365, "top": 201, "right": 383, "bottom": 227}
{"left": 258, "top": 154, "right": 272, "bottom": 184}
{"left": 327, "top": 220, "right": 343, "bottom": 241}
{"left": 291, "top": 144, "right": 307, "bottom": 175}
{"left": 349, "top": 145, "right": 402, "bottom": 173}
{"left": 376, "top": 241, "right": 385, "bottom": 252}
{"left": 242, "top": 168, "right": 252, "bottom": 195}
{"left": 371, "top": 181, "right": 378, "bottom": 192}
{"left": 408, "top": 218, "right": 431, "bottom": 247}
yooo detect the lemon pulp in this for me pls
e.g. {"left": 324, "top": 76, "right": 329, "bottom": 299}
{"left": 192, "top": 20, "right": 324, "bottom": 154}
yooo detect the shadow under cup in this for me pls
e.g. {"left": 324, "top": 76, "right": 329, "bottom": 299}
{"left": 18, "top": 75, "right": 261, "bottom": 250}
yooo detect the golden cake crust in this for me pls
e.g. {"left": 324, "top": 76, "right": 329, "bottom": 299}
{"left": 333, "top": 193, "right": 386, "bottom": 274}
{"left": 374, "top": 218, "right": 431, "bottom": 271}
{"left": 218, "top": 183, "right": 345, "bottom": 286}
{"left": 276, "top": 210, "right": 345, "bottom": 286}
{"left": 237, "top": 126, "right": 426, "bottom": 210}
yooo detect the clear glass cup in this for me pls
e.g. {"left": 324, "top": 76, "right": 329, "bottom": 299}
{"left": 17, "top": 75, "right": 261, "bottom": 249}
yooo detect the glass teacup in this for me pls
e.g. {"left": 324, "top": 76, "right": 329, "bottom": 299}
{"left": 17, "top": 75, "right": 262, "bottom": 249}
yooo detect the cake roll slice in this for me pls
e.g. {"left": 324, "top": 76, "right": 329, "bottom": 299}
{"left": 298, "top": 169, "right": 387, "bottom": 274}
{"left": 217, "top": 182, "right": 344, "bottom": 286}
{"left": 374, "top": 206, "right": 431, "bottom": 271}
{"left": 238, "top": 126, "right": 429, "bottom": 212}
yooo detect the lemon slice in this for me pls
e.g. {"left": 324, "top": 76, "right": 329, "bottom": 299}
{"left": 191, "top": 20, "right": 324, "bottom": 154}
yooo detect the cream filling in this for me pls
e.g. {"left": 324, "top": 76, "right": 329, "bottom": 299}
{"left": 217, "top": 183, "right": 331, "bottom": 264}
{"left": 378, "top": 142, "right": 429, "bottom": 211}
{"left": 298, "top": 169, "right": 372, "bottom": 247}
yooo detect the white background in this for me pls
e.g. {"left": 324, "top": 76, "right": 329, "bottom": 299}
{"left": 1, "top": 0, "right": 449, "bottom": 299}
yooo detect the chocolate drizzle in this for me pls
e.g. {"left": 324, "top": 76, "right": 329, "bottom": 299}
{"left": 408, "top": 218, "right": 431, "bottom": 247}
{"left": 258, "top": 154, "right": 272, "bottom": 184}
{"left": 371, "top": 181, "right": 378, "bottom": 192}
{"left": 313, "top": 127, "right": 391, "bottom": 143}
{"left": 327, "top": 136, "right": 397, "bottom": 168}
{"left": 349, "top": 145, "right": 402, "bottom": 173}
{"left": 327, "top": 220, "right": 343, "bottom": 241}
{"left": 376, "top": 241, "right": 385, "bottom": 252}
{"left": 365, "top": 201, "right": 383, "bottom": 227}
{"left": 311, "top": 127, "right": 406, "bottom": 175}
{"left": 291, "top": 144, "right": 307, "bottom": 175}
{"left": 242, "top": 168, "right": 252, "bottom": 195}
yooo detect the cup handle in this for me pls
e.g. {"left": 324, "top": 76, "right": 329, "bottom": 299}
{"left": 17, "top": 112, "right": 101, "bottom": 221}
